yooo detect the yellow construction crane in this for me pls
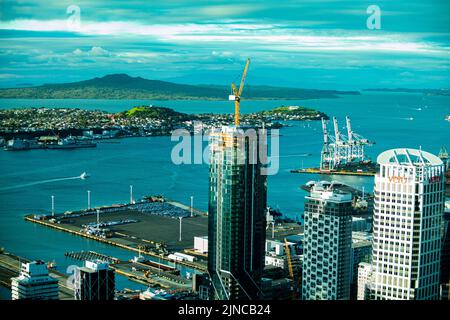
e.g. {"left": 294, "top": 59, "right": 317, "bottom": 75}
{"left": 229, "top": 58, "right": 250, "bottom": 126}
{"left": 284, "top": 238, "right": 301, "bottom": 299}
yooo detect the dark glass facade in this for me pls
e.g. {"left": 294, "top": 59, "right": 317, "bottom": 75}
{"left": 207, "top": 126, "right": 267, "bottom": 300}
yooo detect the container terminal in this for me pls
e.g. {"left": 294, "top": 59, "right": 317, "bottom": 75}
{"left": 291, "top": 116, "right": 378, "bottom": 176}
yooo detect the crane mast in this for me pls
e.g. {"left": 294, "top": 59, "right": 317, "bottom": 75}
{"left": 322, "top": 118, "right": 328, "bottom": 145}
{"left": 346, "top": 116, "right": 353, "bottom": 144}
{"left": 230, "top": 58, "right": 250, "bottom": 126}
{"left": 333, "top": 117, "right": 340, "bottom": 144}
{"left": 284, "top": 238, "right": 300, "bottom": 299}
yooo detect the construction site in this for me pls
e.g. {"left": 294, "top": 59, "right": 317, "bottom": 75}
{"left": 292, "top": 116, "right": 377, "bottom": 176}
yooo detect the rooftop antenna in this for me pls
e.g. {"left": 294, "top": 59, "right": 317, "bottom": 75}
{"left": 51, "top": 195, "right": 55, "bottom": 217}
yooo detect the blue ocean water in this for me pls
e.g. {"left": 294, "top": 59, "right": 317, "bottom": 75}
{"left": 0, "top": 92, "right": 449, "bottom": 295}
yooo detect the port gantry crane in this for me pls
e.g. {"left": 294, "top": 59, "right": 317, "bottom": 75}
{"left": 229, "top": 58, "right": 250, "bottom": 126}
{"left": 320, "top": 116, "right": 373, "bottom": 171}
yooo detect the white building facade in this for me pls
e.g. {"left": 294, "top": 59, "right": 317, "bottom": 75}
{"left": 370, "top": 148, "right": 445, "bottom": 300}
{"left": 357, "top": 262, "right": 373, "bottom": 300}
{"left": 11, "top": 260, "right": 59, "bottom": 300}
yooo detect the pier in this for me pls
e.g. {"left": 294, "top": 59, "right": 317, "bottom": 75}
{"left": 291, "top": 167, "right": 376, "bottom": 176}
{"left": 24, "top": 197, "right": 209, "bottom": 274}
{"left": 65, "top": 250, "right": 120, "bottom": 264}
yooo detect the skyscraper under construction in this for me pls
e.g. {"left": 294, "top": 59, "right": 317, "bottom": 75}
{"left": 207, "top": 125, "right": 267, "bottom": 300}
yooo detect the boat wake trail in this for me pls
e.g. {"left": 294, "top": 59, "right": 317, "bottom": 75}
{"left": 0, "top": 173, "right": 87, "bottom": 192}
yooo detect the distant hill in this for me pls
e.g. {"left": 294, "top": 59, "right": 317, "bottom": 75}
{"left": 0, "top": 74, "right": 360, "bottom": 100}
{"left": 116, "top": 105, "right": 190, "bottom": 120}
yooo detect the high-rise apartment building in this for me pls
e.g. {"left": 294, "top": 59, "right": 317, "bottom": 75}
{"left": 208, "top": 125, "right": 267, "bottom": 300}
{"left": 370, "top": 148, "right": 445, "bottom": 300}
{"left": 302, "top": 181, "right": 353, "bottom": 300}
{"left": 11, "top": 260, "right": 59, "bottom": 300}
{"left": 74, "top": 260, "right": 115, "bottom": 300}
{"left": 357, "top": 262, "right": 373, "bottom": 300}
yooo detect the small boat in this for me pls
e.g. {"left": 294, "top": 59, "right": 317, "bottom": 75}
{"left": 80, "top": 172, "right": 89, "bottom": 179}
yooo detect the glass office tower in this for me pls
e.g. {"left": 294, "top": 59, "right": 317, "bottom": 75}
{"left": 208, "top": 125, "right": 267, "bottom": 300}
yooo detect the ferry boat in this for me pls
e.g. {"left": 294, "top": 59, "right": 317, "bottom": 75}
{"left": 139, "top": 287, "right": 174, "bottom": 300}
{"left": 4, "top": 138, "right": 41, "bottom": 151}
{"left": 445, "top": 115, "right": 450, "bottom": 122}
{"left": 80, "top": 172, "right": 89, "bottom": 179}
{"left": 46, "top": 136, "right": 96, "bottom": 149}
{"left": 4, "top": 136, "right": 96, "bottom": 151}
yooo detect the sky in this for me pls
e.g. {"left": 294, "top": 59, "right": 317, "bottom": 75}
{"left": 0, "top": 0, "right": 449, "bottom": 89}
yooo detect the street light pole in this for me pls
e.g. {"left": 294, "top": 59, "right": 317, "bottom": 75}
{"left": 51, "top": 195, "right": 55, "bottom": 217}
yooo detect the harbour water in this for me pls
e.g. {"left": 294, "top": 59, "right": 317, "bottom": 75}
{"left": 0, "top": 92, "right": 449, "bottom": 295}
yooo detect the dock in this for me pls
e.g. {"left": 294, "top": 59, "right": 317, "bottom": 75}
{"left": 0, "top": 250, "right": 74, "bottom": 300}
{"left": 24, "top": 198, "right": 209, "bottom": 273}
{"left": 65, "top": 250, "right": 120, "bottom": 264}
{"left": 111, "top": 261, "right": 191, "bottom": 291}
{"left": 291, "top": 167, "right": 376, "bottom": 176}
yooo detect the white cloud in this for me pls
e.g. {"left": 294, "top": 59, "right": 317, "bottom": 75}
{"left": 0, "top": 18, "right": 447, "bottom": 58}
{"left": 72, "top": 46, "right": 110, "bottom": 56}
{"left": 89, "top": 46, "right": 109, "bottom": 56}
{"left": 1, "top": 18, "right": 449, "bottom": 74}
{"left": 198, "top": 4, "right": 261, "bottom": 17}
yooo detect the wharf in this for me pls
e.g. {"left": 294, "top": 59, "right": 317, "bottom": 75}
{"left": 291, "top": 167, "right": 375, "bottom": 176}
{"left": 110, "top": 261, "right": 192, "bottom": 291}
{"left": 62, "top": 249, "right": 193, "bottom": 291}
{"left": 24, "top": 198, "right": 209, "bottom": 273}
{"left": 0, "top": 250, "right": 74, "bottom": 300}
{"left": 65, "top": 250, "right": 120, "bottom": 264}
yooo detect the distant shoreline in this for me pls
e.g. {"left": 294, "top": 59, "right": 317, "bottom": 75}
{"left": 0, "top": 73, "right": 360, "bottom": 100}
